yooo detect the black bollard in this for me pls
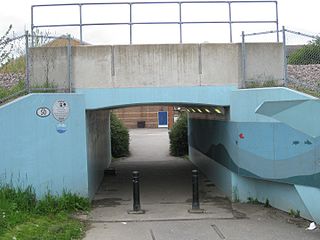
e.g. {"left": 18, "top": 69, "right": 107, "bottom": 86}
{"left": 128, "top": 170, "right": 145, "bottom": 214}
{"left": 188, "top": 169, "right": 205, "bottom": 213}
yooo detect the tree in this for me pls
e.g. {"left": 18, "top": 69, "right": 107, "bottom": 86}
{"left": 0, "top": 25, "right": 13, "bottom": 66}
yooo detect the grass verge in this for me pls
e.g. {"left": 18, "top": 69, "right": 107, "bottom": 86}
{"left": 0, "top": 185, "right": 90, "bottom": 239}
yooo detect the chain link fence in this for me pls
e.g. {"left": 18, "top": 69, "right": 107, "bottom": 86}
{"left": 285, "top": 29, "right": 320, "bottom": 96}
{"left": 0, "top": 33, "right": 28, "bottom": 103}
{"left": 242, "top": 27, "right": 320, "bottom": 97}
{"left": 0, "top": 32, "right": 73, "bottom": 104}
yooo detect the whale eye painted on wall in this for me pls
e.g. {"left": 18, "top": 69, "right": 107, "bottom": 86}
{"left": 292, "top": 141, "right": 300, "bottom": 145}
{"left": 239, "top": 133, "right": 245, "bottom": 139}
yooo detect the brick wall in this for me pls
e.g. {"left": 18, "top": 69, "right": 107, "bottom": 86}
{"left": 113, "top": 105, "right": 174, "bottom": 129}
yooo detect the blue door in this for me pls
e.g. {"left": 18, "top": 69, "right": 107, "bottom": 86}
{"left": 158, "top": 111, "right": 168, "bottom": 128}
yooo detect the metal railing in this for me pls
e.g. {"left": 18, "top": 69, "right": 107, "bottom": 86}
{"left": 31, "top": 1, "right": 279, "bottom": 45}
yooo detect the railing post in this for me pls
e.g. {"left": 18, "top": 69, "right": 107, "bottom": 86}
{"left": 79, "top": 4, "right": 83, "bottom": 44}
{"left": 129, "top": 3, "right": 133, "bottom": 45}
{"left": 179, "top": 2, "right": 182, "bottom": 44}
{"left": 275, "top": 1, "right": 279, "bottom": 42}
{"left": 25, "top": 31, "right": 30, "bottom": 93}
{"left": 282, "top": 26, "right": 288, "bottom": 87}
{"left": 67, "top": 34, "right": 72, "bottom": 93}
{"left": 228, "top": 2, "right": 233, "bottom": 43}
{"left": 241, "top": 31, "right": 246, "bottom": 89}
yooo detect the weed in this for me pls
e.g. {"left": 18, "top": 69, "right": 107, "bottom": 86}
{"left": 245, "top": 80, "right": 279, "bottom": 89}
{"left": 30, "top": 82, "right": 58, "bottom": 92}
{"left": 290, "top": 86, "right": 320, "bottom": 98}
{"left": 183, "top": 155, "right": 190, "bottom": 160}
{"left": 232, "top": 186, "right": 240, "bottom": 202}
{"left": 289, "top": 209, "right": 301, "bottom": 218}
{"left": 247, "top": 197, "right": 261, "bottom": 204}
{"left": 264, "top": 198, "right": 271, "bottom": 208}
{"left": 36, "top": 190, "right": 90, "bottom": 214}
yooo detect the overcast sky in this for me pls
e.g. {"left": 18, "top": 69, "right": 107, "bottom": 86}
{"left": 0, "top": 0, "right": 319, "bottom": 44}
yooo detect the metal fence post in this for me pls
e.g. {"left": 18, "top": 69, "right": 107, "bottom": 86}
{"left": 67, "top": 34, "right": 72, "bottom": 93}
{"left": 30, "top": 7, "right": 34, "bottom": 47}
{"left": 25, "top": 31, "right": 30, "bottom": 93}
{"left": 282, "top": 26, "right": 288, "bottom": 87}
{"left": 241, "top": 31, "right": 246, "bottom": 89}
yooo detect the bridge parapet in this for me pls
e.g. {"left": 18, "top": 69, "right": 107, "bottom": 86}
{"left": 29, "top": 43, "right": 283, "bottom": 89}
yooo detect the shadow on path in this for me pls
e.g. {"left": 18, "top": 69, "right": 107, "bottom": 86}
{"left": 90, "top": 129, "right": 234, "bottom": 222}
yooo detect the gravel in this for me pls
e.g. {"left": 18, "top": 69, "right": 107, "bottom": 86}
{"left": 287, "top": 64, "right": 320, "bottom": 91}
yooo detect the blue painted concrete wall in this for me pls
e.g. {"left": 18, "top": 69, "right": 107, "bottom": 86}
{"left": 1, "top": 86, "right": 319, "bottom": 223}
{"left": 0, "top": 94, "right": 89, "bottom": 197}
{"left": 86, "top": 110, "right": 112, "bottom": 199}
{"left": 189, "top": 87, "right": 320, "bottom": 223}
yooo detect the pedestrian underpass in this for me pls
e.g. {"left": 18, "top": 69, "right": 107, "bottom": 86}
{"left": 1, "top": 42, "right": 320, "bottom": 224}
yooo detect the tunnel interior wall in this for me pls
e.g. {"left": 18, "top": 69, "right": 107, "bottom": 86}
{"left": 0, "top": 94, "right": 89, "bottom": 198}
{"left": 86, "top": 109, "right": 112, "bottom": 199}
{"left": 189, "top": 87, "right": 320, "bottom": 223}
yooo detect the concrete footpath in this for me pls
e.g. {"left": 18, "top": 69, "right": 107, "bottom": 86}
{"left": 83, "top": 129, "right": 320, "bottom": 240}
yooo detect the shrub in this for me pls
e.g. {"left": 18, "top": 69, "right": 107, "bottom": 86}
{"left": 169, "top": 112, "right": 188, "bottom": 156}
{"left": 110, "top": 113, "right": 129, "bottom": 158}
{"left": 288, "top": 39, "right": 320, "bottom": 65}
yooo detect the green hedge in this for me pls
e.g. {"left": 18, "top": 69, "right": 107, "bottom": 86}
{"left": 110, "top": 113, "right": 129, "bottom": 158}
{"left": 169, "top": 112, "right": 188, "bottom": 156}
{"left": 288, "top": 40, "right": 320, "bottom": 65}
